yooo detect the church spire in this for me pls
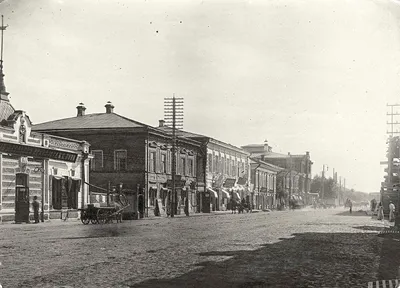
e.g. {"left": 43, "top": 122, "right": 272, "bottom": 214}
{"left": 0, "top": 15, "right": 9, "bottom": 101}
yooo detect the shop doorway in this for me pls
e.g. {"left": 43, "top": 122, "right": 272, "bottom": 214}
{"left": 15, "top": 173, "right": 30, "bottom": 223}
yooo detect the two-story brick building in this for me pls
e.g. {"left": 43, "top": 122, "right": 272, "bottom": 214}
{"left": 250, "top": 158, "right": 282, "bottom": 210}
{"left": 242, "top": 140, "right": 313, "bottom": 206}
{"left": 33, "top": 103, "right": 203, "bottom": 218}
{"left": 157, "top": 120, "right": 251, "bottom": 212}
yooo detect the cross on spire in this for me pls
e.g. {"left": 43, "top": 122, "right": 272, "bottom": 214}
{"left": 0, "top": 15, "right": 9, "bottom": 98}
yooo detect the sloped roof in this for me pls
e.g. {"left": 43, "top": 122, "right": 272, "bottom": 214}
{"left": 242, "top": 144, "right": 264, "bottom": 148}
{"left": 156, "top": 125, "right": 248, "bottom": 154}
{"left": 250, "top": 157, "right": 283, "bottom": 171}
{"left": 251, "top": 152, "right": 306, "bottom": 159}
{"left": 250, "top": 152, "right": 287, "bottom": 159}
{"left": 157, "top": 126, "right": 206, "bottom": 138}
{"left": 32, "top": 113, "right": 147, "bottom": 131}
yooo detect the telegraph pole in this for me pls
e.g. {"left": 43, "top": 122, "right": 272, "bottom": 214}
{"left": 321, "top": 165, "right": 327, "bottom": 200}
{"left": 164, "top": 96, "right": 184, "bottom": 218}
{"left": 339, "top": 176, "right": 342, "bottom": 205}
{"left": 0, "top": 15, "right": 9, "bottom": 95}
{"left": 387, "top": 104, "right": 400, "bottom": 137}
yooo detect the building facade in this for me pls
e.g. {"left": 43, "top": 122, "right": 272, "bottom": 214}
{"left": 242, "top": 140, "right": 313, "bottom": 206}
{"left": 157, "top": 121, "right": 251, "bottom": 212}
{"left": 250, "top": 158, "right": 281, "bottom": 210}
{"left": 0, "top": 73, "right": 90, "bottom": 223}
{"left": 33, "top": 103, "right": 203, "bottom": 218}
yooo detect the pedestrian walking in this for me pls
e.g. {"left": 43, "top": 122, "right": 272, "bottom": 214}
{"left": 377, "top": 202, "right": 384, "bottom": 220}
{"left": 349, "top": 200, "right": 352, "bottom": 214}
{"left": 389, "top": 201, "right": 395, "bottom": 222}
{"left": 165, "top": 191, "right": 171, "bottom": 217}
{"left": 32, "top": 196, "right": 40, "bottom": 223}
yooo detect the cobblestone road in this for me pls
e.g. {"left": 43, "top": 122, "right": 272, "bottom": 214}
{"left": 0, "top": 208, "right": 395, "bottom": 287}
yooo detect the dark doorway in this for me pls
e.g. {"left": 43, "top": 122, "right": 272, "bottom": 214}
{"left": 15, "top": 173, "right": 30, "bottom": 223}
{"left": 202, "top": 191, "right": 211, "bottom": 213}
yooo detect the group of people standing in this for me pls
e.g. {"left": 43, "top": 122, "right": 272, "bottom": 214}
{"left": 370, "top": 199, "right": 395, "bottom": 222}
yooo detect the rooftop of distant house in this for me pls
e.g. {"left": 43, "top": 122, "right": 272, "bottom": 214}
{"left": 32, "top": 102, "right": 148, "bottom": 131}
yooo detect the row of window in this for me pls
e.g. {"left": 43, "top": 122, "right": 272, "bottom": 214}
{"left": 207, "top": 153, "right": 247, "bottom": 177}
{"left": 90, "top": 149, "right": 195, "bottom": 176}
{"left": 256, "top": 172, "right": 276, "bottom": 190}
{"left": 91, "top": 150, "right": 127, "bottom": 171}
{"left": 149, "top": 151, "right": 194, "bottom": 176}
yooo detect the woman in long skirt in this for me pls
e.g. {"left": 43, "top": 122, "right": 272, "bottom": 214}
{"left": 377, "top": 202, "right": 384, "bottom": 220}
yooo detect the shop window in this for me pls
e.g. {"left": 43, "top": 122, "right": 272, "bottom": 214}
{"left": 51, "top": 176, "right": 80, "bottom": 210}
{"left": 149, "top": 188, "right": 157, "bottom": 206}
{"left": 161, "top": 188, "right": 168, "bottom": 206}
{"left": 114, "top": 150, "right": 127, "bottom": 171}
{"left": 91, "top": 150, "right": 103, "bottom": 171}
{"left": 149, "top": 151, "right": 156, "bottom": 172}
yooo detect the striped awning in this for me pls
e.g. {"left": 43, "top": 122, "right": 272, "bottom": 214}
{"left": 221, "top": 189, "right": 231, "bottom": 199}
{"left": 207, "top": 188, "right": 218, "bottom": 198}
{"left": 232, "top": 192, "right": 241, "bottom": 201}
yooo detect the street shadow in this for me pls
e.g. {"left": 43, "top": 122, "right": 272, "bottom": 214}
{"left": 335, "top": 211, "right": 369, "bottom": 217}
{"left": 352, "top": 225, "right": 385, "bottom": 232}
{"left": 123, "top": 231, "right": 396, "bottom": 288}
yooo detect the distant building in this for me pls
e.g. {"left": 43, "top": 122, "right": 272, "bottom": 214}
{"left": 33, "top": 103, "right": 203, "bottom": 218}
{"left": 250, "top": 158, "right": 282, "bottom": 210}
{"left": 242, "top": 140, "right": 313, "bottom": 205}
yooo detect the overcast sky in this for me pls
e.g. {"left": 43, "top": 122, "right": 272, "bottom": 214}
{"left": 1, "top": 0, "right": 400, "bottom": 192}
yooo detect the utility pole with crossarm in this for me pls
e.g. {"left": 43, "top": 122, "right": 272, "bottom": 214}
{"left": 164, "top": 96, "right": 184, "bottom": 218}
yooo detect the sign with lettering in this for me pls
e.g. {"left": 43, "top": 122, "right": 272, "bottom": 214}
{"left": 166, "top": 179, "right": 186, "bottom": 188}
{"left": 0, "top": 141, "right": 78, "bottom": 163}
{"left": 223, "top": 178, "right": 236, "bottom": 188}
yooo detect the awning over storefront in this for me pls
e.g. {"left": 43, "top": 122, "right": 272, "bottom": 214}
{"left": 232, "top": 192, "right": 241, "bottom": 201}
{"left": 221, "top": 189, "right": 231, "bottom": 199}
{"left": 207, "top": 188, "right": 218, "bottom": 198}
{"left": 232, "top": 185, "right": 245, "bottom": 192}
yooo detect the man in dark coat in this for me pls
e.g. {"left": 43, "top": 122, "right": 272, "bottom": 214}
{"left": 32, "top": 196, "right": 40, "bottom": 223}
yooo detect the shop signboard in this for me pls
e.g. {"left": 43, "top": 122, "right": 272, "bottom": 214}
{"left": 0, "top": 141, "right": 78, "bottom": 162}
{"left": 166, "top": 179, "right": 186, "bottom": 188}
{"left": 223, "top": 178, "right": 236, "bottom": 188}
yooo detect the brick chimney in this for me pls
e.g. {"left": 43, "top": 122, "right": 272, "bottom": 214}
{"left": 159, "top": 119, "right": 165, "bottom": 127}
{"left": 263, "top": 140, "right": 269, "bottom": 152}
{"left": 76, "top": 103, "right": 86, "bottom": 117}
{"left": 105, "top": 101, "right": 114, "bottom": 114}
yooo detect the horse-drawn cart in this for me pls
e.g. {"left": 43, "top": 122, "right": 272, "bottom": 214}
{"left": 79, "top": 204, "right": 128, "bottom": 224}
{"left": 79, "top": 182, "right": 130, "bottom": 224}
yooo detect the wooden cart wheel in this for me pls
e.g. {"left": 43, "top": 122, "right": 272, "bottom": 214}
{"left": 81, "top": 212, "right": 90, "bottom": 225}
{"left": 97, "top": 209, "right": 107, "bottom": 224}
